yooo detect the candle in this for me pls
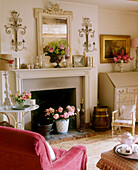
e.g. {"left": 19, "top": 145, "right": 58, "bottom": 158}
{"left": 30, "top": 99, "right": 36, "bottom": 106}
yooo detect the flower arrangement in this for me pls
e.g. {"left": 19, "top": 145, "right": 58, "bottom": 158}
{"left": 43, "top": 40, "right": 70, "bottom": 63}
{"left": 11, "top": 91, "right": 31, "bottom": 105}
{"left": 43, "top": 105, "right": 79, "bottom": 124}
{"left": 113, "top": 51, "right": 134, "bottom": 63}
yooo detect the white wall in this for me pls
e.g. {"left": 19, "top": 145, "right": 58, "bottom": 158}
{"left": 98, "top": 9, "right": 138, "bottom": 73}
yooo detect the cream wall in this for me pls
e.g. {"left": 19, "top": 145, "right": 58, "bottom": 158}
{"left": 0, "top": 0, "right": 98, "bottom": 128}
{"left": 98, "top": 9, "right": 138, "bottom": 73}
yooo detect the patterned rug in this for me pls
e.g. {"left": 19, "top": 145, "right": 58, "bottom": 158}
{"left": 51, "top": 130, "right": 138, "bottom": 170}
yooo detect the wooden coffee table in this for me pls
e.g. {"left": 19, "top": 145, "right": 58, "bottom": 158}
{"left": 96, "top": 149, "right": 138, "bottom": 170}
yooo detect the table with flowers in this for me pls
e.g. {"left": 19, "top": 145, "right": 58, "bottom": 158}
{"left": 0, "top": 105, "right": 39, "bottom": 130}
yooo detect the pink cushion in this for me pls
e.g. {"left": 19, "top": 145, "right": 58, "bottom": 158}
{"left": 119, "top": 105, "right": 136, "bottom": 120}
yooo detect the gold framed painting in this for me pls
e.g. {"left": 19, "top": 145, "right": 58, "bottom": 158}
{"left": 100, "top": 34, "right": 131, "bottom": 63}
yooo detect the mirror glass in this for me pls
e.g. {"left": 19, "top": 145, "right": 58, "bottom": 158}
{"left": 42, "top": 17, "right": 67, "bottom": 45}
{"left": 35, "top": 4, "right": 72, "bottom": 67}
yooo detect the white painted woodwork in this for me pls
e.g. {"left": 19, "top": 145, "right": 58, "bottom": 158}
{"left": 14, "top": 67, "right": 97, "bottom": 129}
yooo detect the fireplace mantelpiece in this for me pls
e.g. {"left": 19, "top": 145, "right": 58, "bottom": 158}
{"left": 14, "top": 67, "right": 97, "bottom": 129}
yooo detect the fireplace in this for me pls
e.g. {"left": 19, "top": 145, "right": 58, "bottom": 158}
{"left": 31, "top": 88, "right": 76, "bottom": 132}
{"left": 14, "top": 67, "right": 97, "bottom": 130}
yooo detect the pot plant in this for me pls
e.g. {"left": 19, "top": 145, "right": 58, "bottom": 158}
{"left": 37, "top": 107, "right": 55, "bottom": 140}
{"left": 45, "top": 105, "right": 79, "bottom": 134}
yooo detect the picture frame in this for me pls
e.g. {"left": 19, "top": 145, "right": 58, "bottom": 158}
{"left": 72, "top": 55, "right": 85, "bottom": 67}
{"left": 100, "top": 34, "right": 131, "bottom": 63}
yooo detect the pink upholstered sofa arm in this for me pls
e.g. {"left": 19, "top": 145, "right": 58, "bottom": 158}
{"left": 53, "top": 145, "right": 87, "bottom": 170}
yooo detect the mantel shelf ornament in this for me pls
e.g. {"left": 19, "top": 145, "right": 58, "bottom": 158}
{"left": 78, "top": 18, "right": 96, "bottom": 52}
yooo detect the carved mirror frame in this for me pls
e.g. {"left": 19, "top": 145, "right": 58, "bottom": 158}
{"left": 34, "top": 4, "right": 73, "bottom": 67}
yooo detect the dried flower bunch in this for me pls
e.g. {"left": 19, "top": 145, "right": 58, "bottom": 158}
{"left": 113, "top": 51, "right": 134, "bottom": 63}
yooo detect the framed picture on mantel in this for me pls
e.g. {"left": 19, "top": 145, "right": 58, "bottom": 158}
{"left": 100, "top": 34, "right": 131, "bottom": 63}
{"left": 72, "top": 55, "right": 85, "bottom": 67}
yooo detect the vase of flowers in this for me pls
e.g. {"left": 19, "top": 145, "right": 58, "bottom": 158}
{"left": 43, "top": 40, "right": 70, "bottom": 68}
{"left": 11, "top": 91, "right": 31, "bottom": 109}
{"left": 44, "top": 105, "right": 79, "bottom": 134}
{"left": 113, "top": 51, "right": 134, "bottom": 72}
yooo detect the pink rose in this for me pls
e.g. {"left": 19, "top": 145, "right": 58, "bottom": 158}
{"left": 49, "top": 107, "right": 54, "bottom": 113}
{"left": 48, "top": 47, "right": 54, "bottom": 53}
{"left": 25, "top": 93, "right": 30, "bottom": 96}
{"left": 68, "top": 111, "right": 74, "bottom": 116}
{"left": 58, "top": 107, "right": 63, "bottom": 113}
{"left": 71, "top": 106, "right": 75, "bottom": 111}
{"left": 53, "top": 114, "right": 59, "bottom": 120}
{"left": 64, "top": 112, "right": 69, "bottom": 119}
{"left": 66, "top": 105, "right": 71, "bottom": 111}
{"left": 114, "top": 57, "right": 118, "bottom": 62}
{"left": 22, "top": 96, "right": 27, "bottom": 100}
{"left": 59, "top": 44, "right": 64, "bottom": 50}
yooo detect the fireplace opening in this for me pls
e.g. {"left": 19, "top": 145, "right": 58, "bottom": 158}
{"left": 31, "top": 88, "right": 77, "bottom": 133}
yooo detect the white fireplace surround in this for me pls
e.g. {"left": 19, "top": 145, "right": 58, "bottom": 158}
{"left": 14, "top": 67, "right": 97, "bottom": 129}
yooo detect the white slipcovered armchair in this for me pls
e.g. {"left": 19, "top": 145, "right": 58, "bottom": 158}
{"left": 111, "top": 93, "right": 137, "bottom": 136}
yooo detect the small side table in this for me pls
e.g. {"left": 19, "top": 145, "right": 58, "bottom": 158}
{"left": 96, "top": 149, "right": 138, "bottom": 170}
{"left": 0, "top": 105, "right": 39, "bottom": 130}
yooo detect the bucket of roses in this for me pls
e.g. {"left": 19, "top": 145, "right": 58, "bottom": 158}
{"left": 44, "top": 105, "right": 79, "bottom": 134}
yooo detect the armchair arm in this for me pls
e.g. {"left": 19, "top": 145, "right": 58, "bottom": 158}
{"left": 52, "top": 145, "right": 87, "bottom": 170}
{"left": 112, "top": 110, "right": 119, "bottom": 121}
{"left": 132, "top": 109, "right": 136, "bottom": 124}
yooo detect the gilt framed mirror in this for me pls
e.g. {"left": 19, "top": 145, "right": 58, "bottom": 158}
{"left": 34, "top": 4, "right": 72, "bottom": 67}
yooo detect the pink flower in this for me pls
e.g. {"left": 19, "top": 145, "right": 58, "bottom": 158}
{"left": 64, "top": 112, "right": 69, "bottom": 118}
{"left": 114, "top": 57, "right": 118, "bottom": 62}
{"left": 117, "top": 55, "right": 121, "bottom": 59}
{"left": 22, "top": 96, "right": 27, "bottom": 100}
{"left": 71, "top": 106, "right": 75, "bottom": 111}
{"left": 49, "top": 107, "right": 54, "bottom": 113}
{"left": 53, "top": 114, "right": 59, "bottom": 120}
{"left": 59, "top": 44, "right": 64, "bottom": 50}
{"left": 68, "top": 111, "right": 74, "bottom": 116}
{"left": 58, "top": 107, "right": 63, "bottom": 113}
{"left": 25, "top": 93, "right": 30, "bottom": 96}
{"left": 60, "top": 115, "right": 64, "bottom": 117}
{"left": 48, "top": 47, "right": 54, "bottom": 53}
{"left": 66, "top": 105, "right": 71, "bottom": 111}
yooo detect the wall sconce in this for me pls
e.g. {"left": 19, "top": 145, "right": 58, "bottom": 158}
{"left": 78, "top": 18, "right": 96, "bottom": 52}
{"left": 4, "top": 11, "right": 27, "bottom": 52}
